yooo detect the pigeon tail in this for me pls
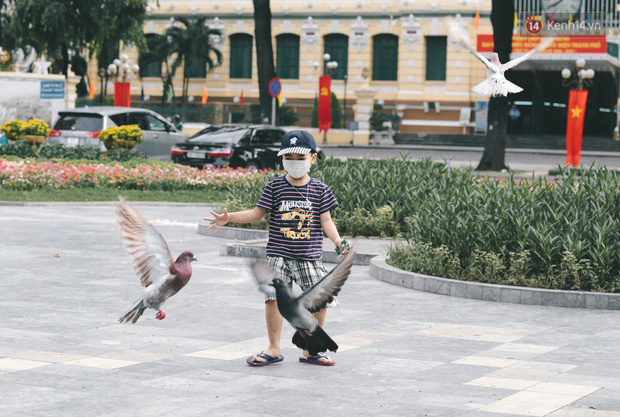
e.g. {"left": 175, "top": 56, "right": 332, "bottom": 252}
{"left": 119, "top": 298, "right": 147, "bottom": 324}
{"left": 473, "top": 78, "right": 523, "bottom": 97}
{"left": 292, "top": 326, "right": 338, "bottom": 356}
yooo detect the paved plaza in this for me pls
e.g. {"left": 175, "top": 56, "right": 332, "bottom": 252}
{"left": 1, "top": 203, "right": 619, "bottom": 416}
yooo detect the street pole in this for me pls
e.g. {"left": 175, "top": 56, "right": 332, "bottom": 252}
{"left": 343, "top": 74, "right": 348, "bottom": 129}
{"left": 272, "top": 97, "right": 276, "bottom": 126}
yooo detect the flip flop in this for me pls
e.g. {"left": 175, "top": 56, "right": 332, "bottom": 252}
{"left": 299, "top": 354, "right": 335, "bottom": 366}
{"left": 246, "top": 351, "right": 284, "bottom": 367}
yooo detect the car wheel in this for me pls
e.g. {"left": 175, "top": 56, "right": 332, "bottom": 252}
{"left": 245, "top": 161, "right": 260, "bottom": 172}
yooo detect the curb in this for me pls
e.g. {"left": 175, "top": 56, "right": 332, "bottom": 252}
{"left": 198, "top": 223, "right": 376, "bottom": 265}
{"left": 369, "top": 256, "right": 620, "bottom": 310}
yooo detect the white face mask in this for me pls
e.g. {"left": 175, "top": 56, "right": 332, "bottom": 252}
{"left": 282, "top": 159, "right": 311, "bottom": 179}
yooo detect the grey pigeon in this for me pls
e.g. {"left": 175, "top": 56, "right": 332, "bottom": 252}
{"left": 117, "top": 198, "right": 196, "bottom": 324}
{"left": 251, "top": 251, "right": 356, "bottom": 356}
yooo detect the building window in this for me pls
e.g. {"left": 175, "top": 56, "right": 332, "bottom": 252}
{"left": 425, "top": 36, "right": 447, "bottom": 81}
{"left": 276, "top": 34, "right": 300, "bottom": 79}
{"left": 324, "top": 34, "right": 348, "bottom": 80}
{"left": 188, "top": 57, "right": 207, "bottom": 78}
{"left": 230, "top": 33, "right": 253, "bottom": 79}
{"left": 141, "top": 61, "right": 162, "bottom": 78}
{"left": 372, "top": 34, "right": 398, "bottom": 81}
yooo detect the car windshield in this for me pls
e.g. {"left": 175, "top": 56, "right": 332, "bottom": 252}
{"left": 54, "top": 114, "right": 104, "bottom": 131}
{"left": 187, "top": 126, "right": 250, "bottom": 143}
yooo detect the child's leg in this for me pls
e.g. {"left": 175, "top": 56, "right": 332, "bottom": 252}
{"left": 250, "top": 300, "right": 283, "bottom": 363}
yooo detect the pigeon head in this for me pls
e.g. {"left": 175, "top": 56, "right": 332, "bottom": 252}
{"left": 270, "top": 278, "right": 285, "bottom": 289}
{"left": 176, "top": 251, "right": 197, "bottom": 264}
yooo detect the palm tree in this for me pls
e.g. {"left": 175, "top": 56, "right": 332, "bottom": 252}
{"left": 166, "top": 17, "right": 222, "bottom": 105}
{"left": 138, "top": 17, "right": 222, "bottom": 105}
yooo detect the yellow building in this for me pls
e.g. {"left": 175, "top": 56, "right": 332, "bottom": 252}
{"left": 87, "top": 0, "right": 620, "bottom": 142}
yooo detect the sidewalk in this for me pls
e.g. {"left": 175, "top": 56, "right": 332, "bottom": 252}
{"left": 1, "top": 203, "right": 619, "bottom": 416}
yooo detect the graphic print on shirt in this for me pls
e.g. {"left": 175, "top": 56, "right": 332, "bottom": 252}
{"left": 279, "top": 199, "right": 312, "bottom": 240}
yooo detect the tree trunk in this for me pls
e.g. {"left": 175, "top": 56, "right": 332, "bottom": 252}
{"left": 476, "top": 0, "right": 514, "bottom": 171}
{"left": 253, "top": 0, "right": 277, "bottom": 125}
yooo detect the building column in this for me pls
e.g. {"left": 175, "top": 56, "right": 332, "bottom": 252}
{"left": 352, "top": 86, "right": 377, "bottom": 145}
{"left": 65, "top": 68, "right": 80, "bottom": 110}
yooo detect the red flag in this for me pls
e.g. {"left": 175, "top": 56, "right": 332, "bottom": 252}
{"left": 114, "top": 82, "right": 131, "bottom": 107}
{"left": 201, "top": 86, "right": 208, "bottom": 104}
{"left": 318, "top": 76, "right": 332, "bottom": 133}
{"left": 565, "top": 89, "right": 588, "bottom": 167}
{"left": 89, "top": 80, "right": 96, "bottom": 99}
{"left": 240, "top": 90, "right": 244, "bottom": 105}
{"left": 474, "top": 12, "right": 480, "bottom": 29}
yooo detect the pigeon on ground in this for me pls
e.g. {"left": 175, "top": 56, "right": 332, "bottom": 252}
{"left": 117, "top": 198, "right": 196, "bottom": 324}
{"left": 447, "top": 17, "right": 554, "bottom": 97}
{"left": 250, "top": 251, "right": 356, "bottom": 356}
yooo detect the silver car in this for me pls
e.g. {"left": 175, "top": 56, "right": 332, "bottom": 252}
{"left": 48, "top": 107, "right": 188, "bottom": 158}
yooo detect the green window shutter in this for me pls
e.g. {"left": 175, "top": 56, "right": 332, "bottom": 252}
{"left": 425, "top": 36, "right": 447, "bottom": 81}
{"left": 323, "top": 34, "right": 348, "bottom": 80}
{"left": 372, "top": 34, "right": 398, "bottom": 81}
{"left": 276, "top": 34, "right": 300, "bottom": 79}
{"left": 230, "top": 34, "right": 253, "bottom": 79}
{"left": 141, "top": 61, "right": 162, "bottom": 78}
{"left": 188, "top": 57, "right": 207, "bottom": 78}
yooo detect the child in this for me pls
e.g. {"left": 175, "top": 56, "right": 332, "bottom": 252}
{"left": 204, "top": 129, "right": 348, "bottom": 366}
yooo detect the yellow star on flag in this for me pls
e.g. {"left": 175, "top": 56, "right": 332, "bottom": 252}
{"left": 571, "top": 106, "right": 583, "bottom": 118}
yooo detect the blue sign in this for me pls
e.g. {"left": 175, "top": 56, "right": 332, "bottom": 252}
{"left": 269, "top": 78, "right": 281, "bottom": 98}
{"left": 40, "top": 81, "right": 65, "bottom": 99}
{"left": 348, "top": 121, "right": 359, "bottom": 131}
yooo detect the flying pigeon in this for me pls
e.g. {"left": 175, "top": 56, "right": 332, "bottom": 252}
{"left": 447, "top": 17, "right": 554, "bottom": 97}
{"left": 250, "top": 251, "right": 356, "bottom": 356}
{"left": 117, "top": 198, "right": 196, "bottom": 324}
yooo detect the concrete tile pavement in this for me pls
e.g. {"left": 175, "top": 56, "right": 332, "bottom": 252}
{"left": 1, "top": 203, "right": 619, "bottom": 416}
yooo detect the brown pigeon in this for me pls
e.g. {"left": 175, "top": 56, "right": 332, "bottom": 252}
{"left": 117, "top": 198, "right": 196, "bottom": 324}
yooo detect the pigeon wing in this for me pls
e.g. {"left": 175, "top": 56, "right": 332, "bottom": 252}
{"left": 446, "top": 17, "right": 496, "bottom": 71}
{"left": 297, "top": 250, "right": 357, "bottom": 313}
{"left": 501, "top": 37, "right": 555, "bottom": 71}
{"left": 250, "top": 258, "right": 277, "bottom": 295}
{"left": 116, "top": 198, "right": 175, "bottom": 288}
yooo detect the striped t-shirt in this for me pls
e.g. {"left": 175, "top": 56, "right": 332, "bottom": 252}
{"left": 256, "top": 175, "right": 339, "bottom": 260}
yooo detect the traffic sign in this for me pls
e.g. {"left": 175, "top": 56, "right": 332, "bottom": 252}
{"left": 269, "top": 77, "right": 281, "bottom": 98}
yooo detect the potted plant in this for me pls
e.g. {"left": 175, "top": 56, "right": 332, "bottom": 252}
{"left": 22, "top": 118, "right": 51, "bottom": 145}
{"left": 1, "top": 119, "right": 26, "bottom": 141}
{"left": 99, "top": 124, "right": 144, "bottom": 150}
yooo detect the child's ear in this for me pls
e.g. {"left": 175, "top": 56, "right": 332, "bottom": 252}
{"left": 310, "top": 153, "right": 318, "bottom": 164}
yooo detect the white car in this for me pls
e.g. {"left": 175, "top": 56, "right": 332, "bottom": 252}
{"left": 48, "top": 107, "right": 188, "bottom": 158}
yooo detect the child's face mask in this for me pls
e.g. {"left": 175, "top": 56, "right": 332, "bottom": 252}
{"left": 282, "top": 159, "right": 311, "bottom": 179}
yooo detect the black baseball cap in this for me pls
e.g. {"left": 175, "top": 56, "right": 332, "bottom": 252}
{"left": 277, "top": 130, "right": 317, "bottom": 156}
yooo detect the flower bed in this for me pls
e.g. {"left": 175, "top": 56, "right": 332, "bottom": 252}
{"left": 0, "top": 159, "right": 275, "bottom": 192}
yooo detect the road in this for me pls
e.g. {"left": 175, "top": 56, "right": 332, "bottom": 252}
{"left": 321, "top": 144, "right": 620, "bottom": 172}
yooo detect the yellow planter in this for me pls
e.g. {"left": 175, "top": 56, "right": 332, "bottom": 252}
{"left": 24, "top": 135, "right": 47, "bottom": 145}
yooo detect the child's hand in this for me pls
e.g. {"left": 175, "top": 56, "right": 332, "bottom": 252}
{"left": 203, "top": 208, "right": 229, "bottom": 233}
{"left": 335, "top": 239, "right": 351, "bottom": 257}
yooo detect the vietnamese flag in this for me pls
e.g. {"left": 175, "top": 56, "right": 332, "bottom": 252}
{"left": 318, "top": 76, "right": 332, "bottom": 132}
{"left": 89, "top": 80, "right": 96, "bottom": 99}
{"left": 240, "top": 90, "right": 244, "bottom": 105}
{"left": 565, "top": 89, "right": 588, "bottom": 167}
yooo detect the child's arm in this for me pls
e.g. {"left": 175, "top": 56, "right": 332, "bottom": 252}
{"left": 204, "top": 207, "right": 267, "bottom": 233}
{"left": 320, "top": 211, "right": 349, "bottom": 256}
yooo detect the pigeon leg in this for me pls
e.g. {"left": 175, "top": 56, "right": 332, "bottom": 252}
{"left": 156, "top": 310, "right": 166, "bottom": 320}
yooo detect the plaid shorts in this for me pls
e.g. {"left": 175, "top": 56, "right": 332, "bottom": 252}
{"left": 265, "top": 256, "right": 340, "bottom": 307}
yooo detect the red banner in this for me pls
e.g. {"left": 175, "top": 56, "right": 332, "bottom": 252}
{"left": 318, "top": 76, "right": 332, "bottom": 133}
{"left": 477, "top": 35, "right": 606, "bottom": 54}
{"left": 114, "top": 82, "right": 131, "bottom": 107}
{"left": 565, "top": 89, "right": 588, "bottom": 167}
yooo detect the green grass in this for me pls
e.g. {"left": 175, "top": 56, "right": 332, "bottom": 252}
{"left": 0, "top": 188, "right": 228, "bottom": 203}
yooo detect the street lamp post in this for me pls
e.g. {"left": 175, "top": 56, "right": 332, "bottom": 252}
{"left": 98, "top": 68, "right": 106, "bottom": 103}
{"left": 561, "top": 58, "right": 595, "bottom": 90}
{"left": 107, "top": 54, "right": 140, "bottom": 107}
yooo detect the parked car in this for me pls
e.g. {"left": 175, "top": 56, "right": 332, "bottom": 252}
{"left": 171, "top": 124, "right": 323, "bottom": 170}
{"left": 48, "top": 107, "right": 188, "bottom": 158}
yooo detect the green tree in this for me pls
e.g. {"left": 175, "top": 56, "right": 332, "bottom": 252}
{"left": 476, "top": 0, "right": 513, "bottom": 171}
{"left": 8, "top": 0, "right": 148, "bottom": 76}
{"left": 138, "top": 33, "right": 175, "bottom": 105}
{"left": 164, "top": 17, "right": 222, "bottom": 105}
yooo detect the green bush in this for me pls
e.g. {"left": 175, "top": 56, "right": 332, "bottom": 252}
{"left": 0, "top": 141, "right": 148, "bottom": 162}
